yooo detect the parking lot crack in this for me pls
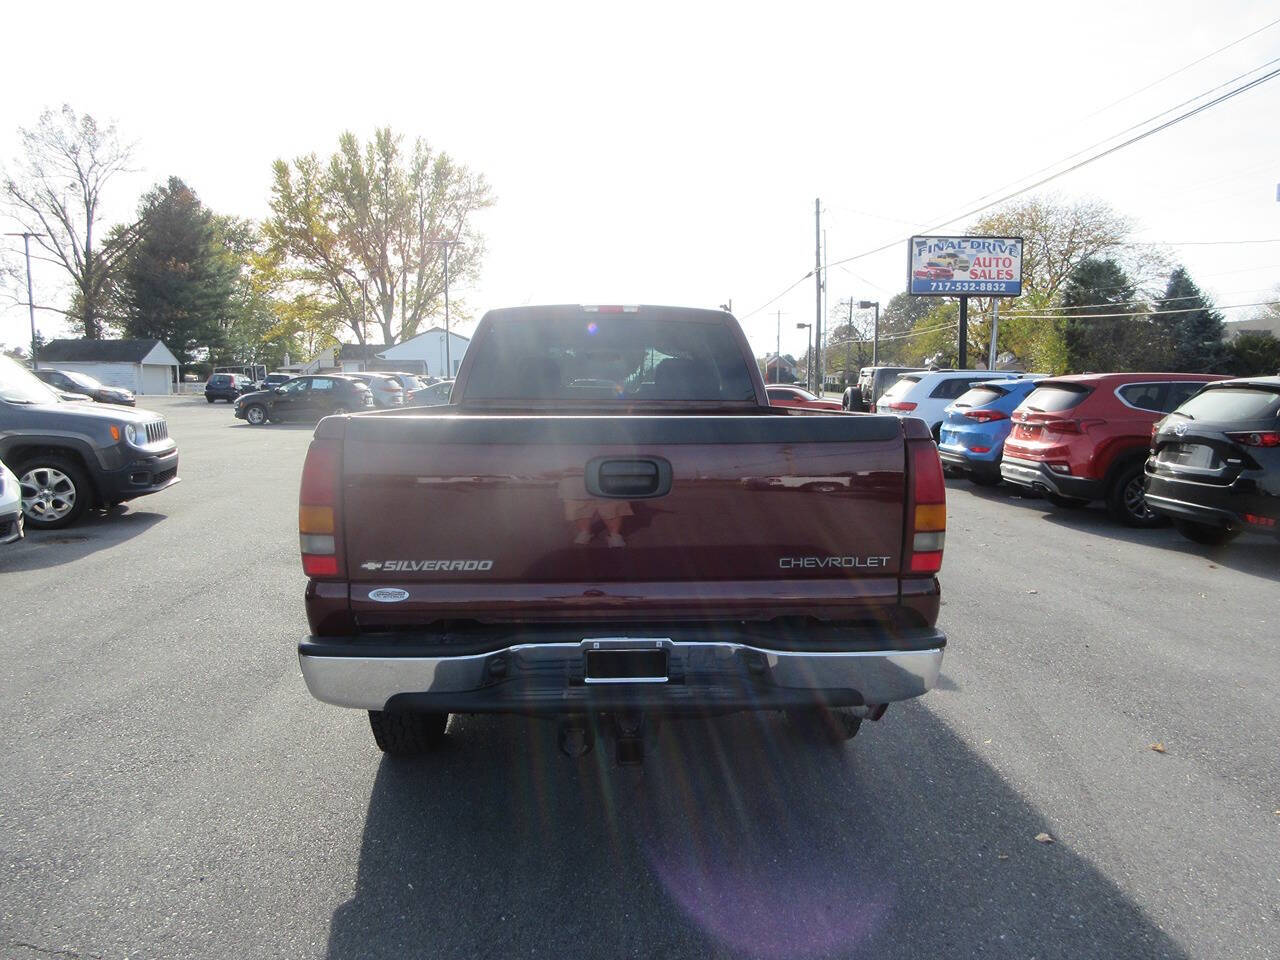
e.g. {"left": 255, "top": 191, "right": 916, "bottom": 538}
{"left": 4, "top": 939, "right": 103, "bottom": 960}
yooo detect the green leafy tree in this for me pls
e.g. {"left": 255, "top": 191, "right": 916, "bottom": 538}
{"left": 994, "top": 290, "right": 1070, "bottom": 373}
{"left": 875, "top": 291, "right": 936, "bottom": 365}
{"left": 1226, "top": 330, "right": 1280, "bottom": 377}
{"left": 1158, "top": 266, "right": 1227, "bottom": 373}
{"left": 964, "top": 194, "right": 1165, "bottom": 372}
{"left": 119, "top": 177, "right": 237, "bottom": 364}
{"left": 3, "top": 106, "right": 139, "bottom": 338}
{"left": 265, "top": 128, "right": 494, "bottom": 346}
{"left": 904, "top": 301, "right": 961, "bottom": 366}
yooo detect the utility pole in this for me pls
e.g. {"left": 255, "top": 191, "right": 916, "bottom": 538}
{"left": 426, "top": 238, "right": 462, "bottom": 377}
{"left": 845, "top": 298, "right": 854, "bottom": 384}
{"left": 958, "top": 296, "right": 969, "bottom": 369}
{"left": 813, "top": 199, "right": 822, "bottom": 394}
{"left": 988, "top": 299, "right": 1000, "bottom": 371}
{"left": 858, "top": 300, "right": 880, "bottom": 366}
{"left": 5, "top": 232, "right": 43, "bottom": 366}
{"left": 775, "top": 310, "right": 783, "bottom": 383}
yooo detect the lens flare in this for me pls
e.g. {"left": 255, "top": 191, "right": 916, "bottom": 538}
{"left": 587, "top": 322, "right": 599, "bottom": 335}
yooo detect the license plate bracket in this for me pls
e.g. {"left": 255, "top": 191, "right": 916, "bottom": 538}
{"left": 583, "top": 641, "right": 670, "bottom": 685}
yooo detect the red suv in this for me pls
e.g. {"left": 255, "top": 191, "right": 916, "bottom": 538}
{"left": 999, "top": 373, "right": 1227, "bottom": 525}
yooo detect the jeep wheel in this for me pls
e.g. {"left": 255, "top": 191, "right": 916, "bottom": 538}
{"left": 245, "top": 404, "right": 268, "bottom": 425}
{"left": 16, "top": 455, "right": 91, "bottom": 530}
{"left": 1173, "top": 518, "right": 1241, "bottom": 546}
{"left": 785, "top": 706, "right": 862, "bottom": 744}
{"left": 205, "top": 395, "right": 215, "bottom": 403}
{"left": 368, "top": 710, "right": 449, "bottom": 755}
{"left": 1106, "top": 462, "right": 1164, "bottom": 527}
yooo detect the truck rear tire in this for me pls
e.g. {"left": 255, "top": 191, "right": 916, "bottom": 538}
{"left": 368, "top": 709, "right": 448, "bottom": 755}
{"left": 786, "top": 706, "right": 862, "bottom": 744}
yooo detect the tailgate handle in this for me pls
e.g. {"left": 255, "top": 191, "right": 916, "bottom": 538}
{"left": 585, "top": 457, "right": 672, "bottom": 499}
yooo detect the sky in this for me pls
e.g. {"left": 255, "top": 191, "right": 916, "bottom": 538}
{"left": 2, "top": 0, "right": 1278, "bottom": 362}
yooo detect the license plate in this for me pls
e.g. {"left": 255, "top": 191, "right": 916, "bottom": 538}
{"left": 1159, "top": 443, "right": 1218, "bottom": 469}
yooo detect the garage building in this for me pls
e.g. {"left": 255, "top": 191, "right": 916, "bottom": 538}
{"left": 37, "top": 339, "right": 181, "bottom": 395}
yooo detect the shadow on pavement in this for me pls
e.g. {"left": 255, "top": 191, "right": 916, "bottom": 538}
{"left": 327, "top": 707, "right": 1188, "bottom": 960}
{"left": 0, "top": 506, "right": 165, "bottom": 572}
{"left": 948, "top": 478, "right": 1278, "bottom": 581}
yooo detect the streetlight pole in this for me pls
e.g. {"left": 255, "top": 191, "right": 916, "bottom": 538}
{"left": 426, "top": 238, "right": 463, "bottom": 377}
{"left": 5, "top": 231, "right": 43, "bottom": 366}
{"left": 796, "top": 322, "right": 813, "bottom": 390}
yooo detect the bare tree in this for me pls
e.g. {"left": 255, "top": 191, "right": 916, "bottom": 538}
{"left": 3, "top": 105, "right": 138, "bottom": 338}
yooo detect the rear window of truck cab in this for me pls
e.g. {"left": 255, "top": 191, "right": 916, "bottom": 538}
{"left": 1021, "top": 383, "right": 1092, "bottom": 413}
{"left": 463, "top": 316, "right": 757, "bottom": 402}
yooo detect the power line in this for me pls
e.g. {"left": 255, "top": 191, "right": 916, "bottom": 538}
{"left": 1087, "top": 15, "right": 1280, "bottom": 118}
{"left": 825, "top": 64, "right": 1280, "bottom": 274}
{"left": 944, "top": 55, "right": 1280, "bottom": 219}
{"left": 997, "top": 298, "right": 1278, "bottom": 322}
{"left": 739, "top": 271, "right": 812, "bottom": 321}
{"left": 999, "top": 287, "right": 1279, "bottom": 316}
{"left": 1131, "top": 237, "right": 1280, "bottom": 246}
{"left": 740, "top": 61, "right": 1280, "bottom": 326}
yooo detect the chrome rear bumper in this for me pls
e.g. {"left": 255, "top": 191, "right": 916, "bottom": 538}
{"left": 299, "top": 635, "right": 945, "bottom": 713}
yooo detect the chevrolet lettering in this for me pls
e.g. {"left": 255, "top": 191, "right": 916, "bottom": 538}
{"left": 779, "top": 556, "right": 892, "bottom": 569}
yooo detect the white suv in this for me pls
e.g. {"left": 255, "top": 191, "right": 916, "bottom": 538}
{"left": 877, "top": 370, "right": 1038, "bottom": 438}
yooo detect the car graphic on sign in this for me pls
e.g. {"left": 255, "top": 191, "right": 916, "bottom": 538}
{"left": 913, "top": 264, "right": 953, "bottom": 280}
{"left": 933, "top": 252, "right": 971, "bottom": 271}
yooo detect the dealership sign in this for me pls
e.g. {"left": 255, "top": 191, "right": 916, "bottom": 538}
{"left": 908, "top": 236, "right": 1023, "bottom": 297}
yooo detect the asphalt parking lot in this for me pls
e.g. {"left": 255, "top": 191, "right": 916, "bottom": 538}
{"left": 1, "top": 396, "right": 1276, "bottom": 960}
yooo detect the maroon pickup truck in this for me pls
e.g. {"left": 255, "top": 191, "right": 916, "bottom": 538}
{"left": 297, "top": 305, "right": 946, "bottom": 762}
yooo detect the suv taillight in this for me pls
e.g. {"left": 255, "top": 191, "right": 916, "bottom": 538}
{"left": 886, "top": 401, "right": 917, "bottom": 412}
{"left": 905, "top": 439, "right": 946, "bottom": 574}
{"left": 963, "top": 409, "right": 1007, "bottom": 423}
{"left": 299, "top": 438, "right": 344, "bottom": 579}
{"left": 1228, "top": 431, "right": 1280, "bottom": 448}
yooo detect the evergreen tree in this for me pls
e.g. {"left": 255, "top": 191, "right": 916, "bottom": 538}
{"left": 1159, "top": 266, "right": 1227, "bottom": 373}
{"left": 1058, "top": 258, "right": 1142, "bottom": 372}
{"left": 1226, "top": 330, "right": 1280, "bottom": 377}
{"left": 120, "top": 177, "right": 236, "bottom": 364}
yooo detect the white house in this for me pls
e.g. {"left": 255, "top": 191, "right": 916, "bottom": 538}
{"left": 376, "top": 327, "right": 471, "bottom": 378}
{"left": 37, "top": 339, "right": 181, "bottom": 395}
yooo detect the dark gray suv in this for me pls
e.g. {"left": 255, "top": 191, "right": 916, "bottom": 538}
{"left": 0, "top": 356, "right": 180, "bottom": 529}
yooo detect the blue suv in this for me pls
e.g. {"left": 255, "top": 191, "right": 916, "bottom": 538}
{"left": 937, "top": 377, "right": 1044, "bottom": 485}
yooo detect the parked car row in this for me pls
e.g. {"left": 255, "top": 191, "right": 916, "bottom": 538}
{"left": 857, "top": 362, "right": 1278, "bottom": 546}
{"left": 223, "top": 370, "right": 453, "bottom": 424}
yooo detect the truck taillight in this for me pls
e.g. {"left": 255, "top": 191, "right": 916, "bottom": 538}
{"left": 906, "top": 439, "right": 946, "bottom": 575}
{"left": 300, "top": 438, "right": 344, "bottom": 579}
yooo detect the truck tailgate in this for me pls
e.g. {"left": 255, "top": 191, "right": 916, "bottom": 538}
{"left": 338, "top": 414, "right": 907, "bottom": 623}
